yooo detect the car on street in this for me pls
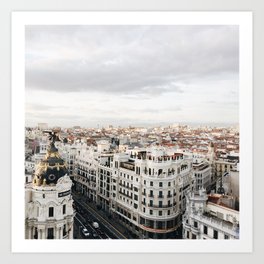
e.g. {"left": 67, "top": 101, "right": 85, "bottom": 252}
{"left": 82, "top": 228, "right": 90, "bottom": 238}
{"left": 92, "top": 231, "right": 99, "bottom": 239}
{"left": 92, "top": 222, "right": 99, "bottom": 229}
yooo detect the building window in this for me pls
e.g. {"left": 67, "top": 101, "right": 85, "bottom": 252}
{"left": 203, "top": 225, "right": 208, "bottom": 235}
{"left": 48, "top": 207, "right": 54, "bottom": 217}
{"left": 194, "top": 221, "right": 198, "bottom": 228}
{"left": 159, "top": 211, "right": 162, "bottom": 216}
{"left": 192, "top": 234, "right": 196, "bottom": 239}
{"left": 150, "top": 200, "right": 153, "bottom": 206}
{"left": 150, "top": 190, "right": 153, "bottom": 197}
{"left": 167, "top": 210, "right": 170, "bottom": 216}
{"left": 159, "top": 191, "right": 163, "bottom": 198}
{"left": 168, "top": 182, "right": 171, "bottom": 187}
{"left": 150, "top": 181, "right": 153, "bottom": 186}
{"left": 213, "top": 230, "right": 218, "bottom": 239}
{"left": 134, "top": 203, "right": 138, "bottom": 209}
{"left": 63, "top": 204, "right": 66, "bottom": 215}
{"left": 224, "top": 234, "right": 229, "bottom": 239}
{"left": 159, "top": 182, "right": 163, "bottom": 187}
{"left": 63, "top": 224, "right": 67, "bottom": 236}
{"left": 144, "top": 180, "right": 146, "bottom": 185}
{"left": 47, "top": 228, "right": 54, "bottom": 239}
{"left": 150, "top": 210, "right": 153, "bottom": 215}
{"left": 143, "top": 207, "right": 145, "bottom": 213}
{"left": 34, "top": 227, "right": 38, "bottom": 239}
{"left": 159, "top": 201, "right": 163, "bottom": 208}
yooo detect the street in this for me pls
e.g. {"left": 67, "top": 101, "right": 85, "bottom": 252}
{"left": 73, "top": 193, "right": 130, "bottom": 239}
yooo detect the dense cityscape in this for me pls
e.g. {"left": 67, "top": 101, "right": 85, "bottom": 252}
{"left": 25, "top": 122, "right": 240, "bottom": 240}
{"left": 24, "top": 24, "right": 239, "bottom": 241}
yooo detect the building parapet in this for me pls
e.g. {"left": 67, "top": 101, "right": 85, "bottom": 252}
{"left": 190, "top": 213, "right": 239, "bottom": 238}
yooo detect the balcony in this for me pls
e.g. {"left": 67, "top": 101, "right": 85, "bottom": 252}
{"left": 183, "top": 221, "right": 191, "bottom": 230}
{"left": 119, "top": 191, "right": 133, "bottom": 199}
{"left": 191, "top": 213, "right": 239, "bottom": 238}
{"left": 191, "top": 225, "right": 200, "bottom": 234}
{"left": 147, "top": 204, "right": 173, "bottom": 209}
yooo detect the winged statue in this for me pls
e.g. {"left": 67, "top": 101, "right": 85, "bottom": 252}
{"left": 43, "top": 130, "right": 61, "bottom": 143}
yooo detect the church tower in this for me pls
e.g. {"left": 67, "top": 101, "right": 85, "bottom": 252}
{"left": 25, "top": 132, "right": 74, "bottom": 239}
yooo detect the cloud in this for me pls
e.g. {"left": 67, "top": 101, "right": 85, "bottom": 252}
{"left": 25, "top": 25, "right": 238, "bottom": 98}
{"left": 25, "top": 25, "right": 239, "bottom": 126}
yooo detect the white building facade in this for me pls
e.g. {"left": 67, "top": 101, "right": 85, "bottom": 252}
{"left": 192, "top": 155, "right": 212, "bottom": 192}
{"left": 182, "top": 190, "right": 239, "bottom": 240}
{"left": 73, "top": 144, "right": 195, "bottom": 238}
{"left": 25, "top": 139, "right": 74, "bottom": 239}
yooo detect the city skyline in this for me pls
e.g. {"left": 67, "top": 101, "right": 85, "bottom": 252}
{"left": 25, "top": 25, "right": 239, "bottom": 127}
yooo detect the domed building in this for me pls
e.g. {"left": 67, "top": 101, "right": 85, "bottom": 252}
{"left": 25, "top": 134, "right": 74, "bottom": 239}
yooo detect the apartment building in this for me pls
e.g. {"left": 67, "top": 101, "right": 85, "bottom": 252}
{"left": 182, "top": 189, "right": 239, "bottom": 240}
{"left": 73, "top": 144, "right": 195, "bottom": 238}
{"left": 192, "top": 155, "right": 211, "bottom": 192}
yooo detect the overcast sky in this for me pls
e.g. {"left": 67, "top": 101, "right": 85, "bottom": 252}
{"left": 25, "top": 25, "right": 239, "bottom": 128}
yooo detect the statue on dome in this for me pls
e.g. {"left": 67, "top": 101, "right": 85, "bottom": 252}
{"left": 43, "top": 130, "right": 61, "bottom": 143}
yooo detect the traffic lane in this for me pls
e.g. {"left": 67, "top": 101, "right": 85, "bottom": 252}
{"left": 74, "top": 197, "right": 124, "bottom": 239}
{"left": 76, "top": 212, "right": 102, "bottom": 239}
{"left": 74, "top": 200, "right": 115, "bottom": 239}
{"left": 74, "top": 212, "right": 99, "bottom": 239}
{"left": 75, "top": 198, "right": 123, "bottom": 239}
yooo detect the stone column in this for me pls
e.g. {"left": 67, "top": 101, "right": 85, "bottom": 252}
{"left": 154, "top": 220, "right": 157, "bottom": 229}
{"left": 56, "top": 226, "right": 60, "bottom": 239}
{"left": 60, "top": 227, "right": 63, "bottom": 239}
{"left": 68, "top": 223, "right": 73, "bottom": 239}
{"left": 27, "top": 226, "right": 31, "bottom": 239}
{"left": 41, "top": 228, "right": 46, "bottom": 239}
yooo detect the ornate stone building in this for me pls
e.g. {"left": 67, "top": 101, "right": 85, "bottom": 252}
{"left": 182, "top": 189, "right": 239, "bottom": 239}
{"left": 25, "top": 135, "right": 74, "bottom": 239}
{"left": 73, "top": 144, "right": 195, "bottom": 238}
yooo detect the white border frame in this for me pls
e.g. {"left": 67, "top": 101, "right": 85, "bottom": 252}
{"left": 11, "top": 11, "right": 252, "bottom": 253}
